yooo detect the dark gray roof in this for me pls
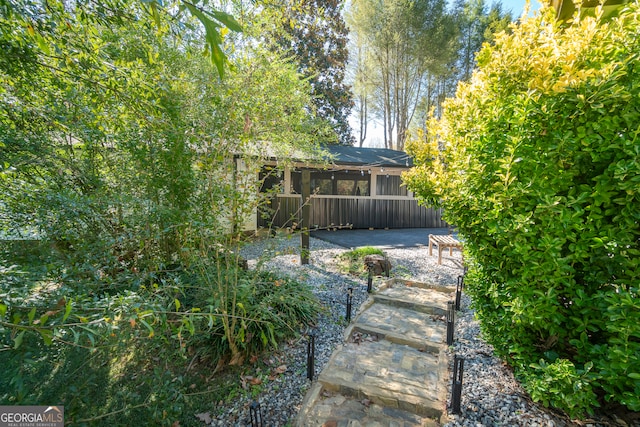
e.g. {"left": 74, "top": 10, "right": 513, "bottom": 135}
{"left": 323, "top": 145, "right": 412, "bottom": 168}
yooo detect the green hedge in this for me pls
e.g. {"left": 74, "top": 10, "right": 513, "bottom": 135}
{"left": 405, "top": 4, "right": 640, "bottom": 417}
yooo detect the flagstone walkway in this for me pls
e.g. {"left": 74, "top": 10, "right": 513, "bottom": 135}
{"left": 295, "top": 278, "right": 455, "bottom": 427}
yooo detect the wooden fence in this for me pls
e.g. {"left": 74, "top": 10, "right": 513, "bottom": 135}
{"left": 258, "top": 195, "right": 447, "bottom": 229}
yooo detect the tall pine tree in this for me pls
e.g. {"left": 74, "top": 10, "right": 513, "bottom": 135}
{"left": 274, "top": 0, "right": 354, "bottom": 145}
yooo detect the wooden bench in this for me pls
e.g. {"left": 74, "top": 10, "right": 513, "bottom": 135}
{"left": 428, "top": 234, "right": 463, "bottom": 265}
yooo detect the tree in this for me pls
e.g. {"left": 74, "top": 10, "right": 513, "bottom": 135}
{"left": 347, "top": 0, "right": 456, "bottom": 151}
{"left": 404, "top": 4, "right": 640, "bottom": 416}
{"left": 452, "top": 0, "right": 512, "bottom": 82}
{"left": 271, "top": 0, "right": 354, "bottom": 145}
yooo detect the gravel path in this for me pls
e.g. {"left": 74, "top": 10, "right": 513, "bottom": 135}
{"left": 200, "top": 235, "right": 623, "bottom": 427}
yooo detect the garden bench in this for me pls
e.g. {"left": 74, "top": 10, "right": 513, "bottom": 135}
{"left": 428, "top": 234, "right": 462, "bottom": 265}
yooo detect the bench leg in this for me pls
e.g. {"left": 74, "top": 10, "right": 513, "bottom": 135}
{"left": 438, "top": 246, "right": 443, "bottom": 265}
{"left": 429, "top": 240, "right": 433, "bottom": 256}
{"left": 449, "top": 247, "right": 453, "bottom": 256}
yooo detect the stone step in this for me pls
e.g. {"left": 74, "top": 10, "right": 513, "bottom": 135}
{"left": 346, "top": 303, "right": 446, "bottom": 353}
{"left": 317, "top": 339, "right": 448, "bottom": 419}
{"left": 373, "top": 278, "right": 455, "bottom": 316}
{"left": 296, "top": 383, "right": 439, "bottom": 427}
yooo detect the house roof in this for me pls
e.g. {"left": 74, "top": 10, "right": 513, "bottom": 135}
{"left": 323, "top": 145, "right": 413, "bottom": 168}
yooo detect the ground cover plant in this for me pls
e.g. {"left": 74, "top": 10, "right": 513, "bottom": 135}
{"left": 337, "top": 246, "right": 385, "bottom": 276}
{"left": 404, "top": 3, "right": 640, "bottom": 418}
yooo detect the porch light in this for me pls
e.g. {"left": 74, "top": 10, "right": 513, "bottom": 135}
{"left": 361, "top": 170, "right": 364, "bottom": 176}
{"left": 331, "top": 173, "right": 335, "bottom": 180}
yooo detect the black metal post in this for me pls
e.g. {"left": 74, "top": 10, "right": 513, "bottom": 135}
{"left": 446, "top": 301, "right": 455, "bottom": 345}
{"left": 346, "top": 287, "right": 353, "bottom": 322}
{"left": 451, "top": 355, "right": 465, "bottom": 414}
{"left": 385, "top": 258, "right": 390, "bottom": 277}
{"left": 306, "top": 330, "right": 316, "bottom": 380}
{"left": 250, "top": 400, "right": 263, "bottom": 427}
{"left": 455, "top": 275, "right": 464, "bottom": 311}
{"left": 367, "top": 265, "right": 373, "bottom": 293}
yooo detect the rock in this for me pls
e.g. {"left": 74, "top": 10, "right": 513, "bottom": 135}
{"left": 364, "top": 254, "right": 391, "bottom": 276}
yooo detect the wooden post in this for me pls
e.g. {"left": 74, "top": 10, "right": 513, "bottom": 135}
{"left": 301, "top": 169, "right": 310, "bottom": 265}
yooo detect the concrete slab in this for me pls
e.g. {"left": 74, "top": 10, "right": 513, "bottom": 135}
{"left": 311, "top": 228, "right": 451, "bottom": 249}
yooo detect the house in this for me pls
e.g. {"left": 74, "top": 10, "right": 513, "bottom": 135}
{"left": 255, "top": 145, "right": 447, "bottom": 231}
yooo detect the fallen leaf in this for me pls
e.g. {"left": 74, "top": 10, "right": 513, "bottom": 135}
{"left": 250, "top": 377, "right": 262, "bottom": 386}
{"left": 274, "top": 364, "right": 287, "bottom": 375}
{"left": 171, "top": 422, "right": 180, "bottom": 427}
{"left": 195, "top": 413, "right": 211, "bottom": 424}
{"left": 322, "top": 421, "right": 338, "bottom": 427}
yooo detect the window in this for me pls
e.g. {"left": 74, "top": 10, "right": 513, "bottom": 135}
{"left": 291, "top": 170, "right": 370, "bottom": 196}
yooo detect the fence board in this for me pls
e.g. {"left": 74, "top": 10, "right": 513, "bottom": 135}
{"left": 258, "top": 196, "right": 447, "bottom": 229}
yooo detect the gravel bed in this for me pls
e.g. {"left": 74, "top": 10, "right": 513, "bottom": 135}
{"left": 201, "top": 235, "right": 624, "bottom": 427}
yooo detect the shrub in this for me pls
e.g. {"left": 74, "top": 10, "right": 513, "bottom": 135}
{"left": 404, "top": 4, "right": 640, "bottom": 416}
{"left": 184, "top": 259, "right": 322, "bottom": 365}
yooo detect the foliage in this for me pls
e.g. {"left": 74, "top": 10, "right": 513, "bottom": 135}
{"left": 0, "top": 0, "right": 241, "bottom": 79}
{"left": 268, "top": 0, "right": 354, "bottom": 145}
{"left": 0, "top": 0, "right": 329, "bottom": 424}
{"left": 404, "top": 4, "right": 640, "bottom": 416}
{"left": 0, "top": 240, "right": 320, "bottom": 424}
{"left": 338, "top": 246, "right": 385, "bottom": 276}
{"left": 185, "top": 259, "right": 322, "bottom": 364}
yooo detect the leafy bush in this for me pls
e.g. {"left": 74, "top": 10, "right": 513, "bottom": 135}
{"left": 175, "top": 255, "right": 321, "bottom": 365}
{"left": 338, "top": 246, "right": 385, "bottom": 275}
{"left": 405, "top": 4, "right": 640, "bottom": 416}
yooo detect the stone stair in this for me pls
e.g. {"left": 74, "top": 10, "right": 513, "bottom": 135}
{"left": 296, "top": 279, "right": 455, "bottom": 427}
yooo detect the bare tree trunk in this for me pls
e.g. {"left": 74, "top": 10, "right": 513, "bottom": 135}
{"left": 359, "top": 96, "right": 367, "bottom": 147}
